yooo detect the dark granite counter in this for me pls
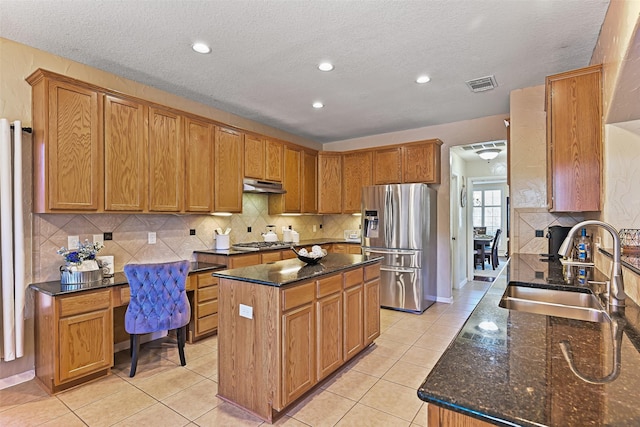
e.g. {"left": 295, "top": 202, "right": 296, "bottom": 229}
{"left": 30, "top": 261, "right": 226, "bottom": 296}
{"left": 212, "top": 253, "right": 381, "bottom": 287}
{"left": 193, "top": 238, "right": 361, "bottom": 256}
{"left": 418, "top": 253, "right": 640, "bottom": 426}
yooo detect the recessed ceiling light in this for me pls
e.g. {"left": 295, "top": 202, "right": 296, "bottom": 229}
{"left": 192, "top": 42, "right": 211, "bottom": 54}
{"left": 416, "top": 75, "right": 431, "bottom": 84}
{"left": 318, "top": 62, "right": 334, "bottom": 71}
{"left": 312, "top": 102, "right": 324, "bottom": 109}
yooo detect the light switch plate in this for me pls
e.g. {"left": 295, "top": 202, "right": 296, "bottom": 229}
{"left": 148, "top": 232, "right": 156, "bottom": 244}
{"left": 239, "top": 304, "right": 253, "bottom": 319}
{"left": 68, "top": 235, "right": 79, "bottom": 249}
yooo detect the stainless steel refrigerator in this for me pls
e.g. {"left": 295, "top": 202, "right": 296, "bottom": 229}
{"left": 361, "top": 183, "right": 437, "bottom": 313}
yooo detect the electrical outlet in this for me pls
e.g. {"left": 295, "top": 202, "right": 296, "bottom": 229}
{"left": 535, "top": 230, "right": 544, "bottom": 237}
{"left": 319, "top": 224, "right": 323, "bottom": 229}
{"left": 189, "top": 229, "right": 196, "bottom": 236}
{"left": 103, "top": 232, "right": 113, "bottom": 241}
{"left": 68, "top": 235, "right": 79, "bottom": 249}
{"left": 312, "top": 225, "right": 316, "bottom": 232}
{"left": 92, "top": 234, "right": 103, "bottom": 245}
{"left": 247, "top": 226, "right": 252, "bottom": 233}
{"left": 535, "top": 271, "right": 544, "bottom": 279}
{"left": 148, "top": 232, "right": 156, "bottom": 244}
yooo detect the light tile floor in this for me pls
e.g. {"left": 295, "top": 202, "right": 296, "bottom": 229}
{"left": 0, "top": 280, "right": 491, "bottom": 426}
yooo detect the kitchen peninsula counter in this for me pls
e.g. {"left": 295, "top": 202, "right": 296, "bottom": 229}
{"left": 419, "top": 253, "right": 640, "bottom": 426}
{"left": 214, "top": 254, "right": 382, "bottom": 423}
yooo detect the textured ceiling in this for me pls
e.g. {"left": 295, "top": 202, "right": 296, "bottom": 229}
{"left": 0, "top": 0, "right": 610, "bottom": 143}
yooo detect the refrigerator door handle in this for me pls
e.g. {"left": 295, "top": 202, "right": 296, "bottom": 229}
{"left": 365, "top": 249, "right": 416, "bottom": 255}
{"left": 380, "top": 266, "right": 416, "bottom": 273}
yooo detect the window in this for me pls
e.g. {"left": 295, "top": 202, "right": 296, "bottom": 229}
{"left": 473, "top": 189, "right": 502, "bottom": 235}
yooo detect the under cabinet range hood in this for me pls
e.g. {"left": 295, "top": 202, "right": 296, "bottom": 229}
{"left": 242, "top": 178, "right": 286, "bottom": 194}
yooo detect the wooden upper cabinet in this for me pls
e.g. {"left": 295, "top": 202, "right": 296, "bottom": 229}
{"left": 265, "top": 139, "right": 283, "bottom": 182}
{"left": 282, "top": 146, "right": 302, "bottom": 212}
{"left": 342, "top": 151, "right": 372, "bottom": 213}
{"left": 185, "top": 117, "right": 215, "bottom": 212}
{"left": 28, "top": 71, "right": 103, "bottom": 212}
{"left": 148, "top": 107, "right": 183, "bottom": 212}
{"left": 402, "top": 139, "right": 442, "bottom": 184}
{"left": 215, "top": 127, "right": 244, "bottom": 213}
{"left": 104, "top": 95, "right": 147, "bottom": 211}
{"left": 244, "top": 134, "right": 264, "bottom": 180}
{"left": 373, "top": 147, "right": 402, "bottom": 184}
{"left": 318, "top": 152, "right": 342, "bottom": 214}
{"left": 546, "top": 65, "right": 602, "bottom": 212}
{"left": 302, "top": 151, "right": 317, "bottom": 214}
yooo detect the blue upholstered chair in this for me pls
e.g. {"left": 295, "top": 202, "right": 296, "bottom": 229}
{"left": 123, "top": 260, "right": 191, "bottom": 377}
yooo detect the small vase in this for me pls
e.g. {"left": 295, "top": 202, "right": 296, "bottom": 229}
{"left": 60, "top": 260, "right": 103, "bottom": 285}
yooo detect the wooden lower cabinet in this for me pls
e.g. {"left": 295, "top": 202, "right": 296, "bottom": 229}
{"left": 217, "top": 262, "right": 380, "bottom": 422}
{"left": 35, "top": 289, "right": 113, "bottom": 394}
{"left": 188, "top": 272, "right": 219, "bottom": 342}
{"left": 427, "top": 405, "right": 495, "bottom": 427}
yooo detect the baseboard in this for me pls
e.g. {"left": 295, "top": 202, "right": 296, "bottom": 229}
{"left": 0, "top": 369, "right": 35, "bottom": 390}
{"left": 436, "top": 295, "right": 454, "bottom": 304}
{"left": 453, "top": 278, "right": 468, "bottom": 289}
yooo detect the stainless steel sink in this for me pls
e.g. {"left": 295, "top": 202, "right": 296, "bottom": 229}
{"left": 499, "top": 283, "right": 609, "bottom": 323}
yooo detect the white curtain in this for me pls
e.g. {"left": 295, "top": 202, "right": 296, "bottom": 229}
{"left": 0, "top": 119, "right": 25, "bottom": 361}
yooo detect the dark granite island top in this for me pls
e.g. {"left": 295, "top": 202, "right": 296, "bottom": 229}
{"left": 418, "top": 253, "right": 640, "bottom": 427}
{"left": 212, "top": 253, "right": 382, "bottom": 287}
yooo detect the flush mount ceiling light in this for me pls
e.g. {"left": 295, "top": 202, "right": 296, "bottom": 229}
{"left": 312, "top": 101, "right": 324, "bottom": 109}
{"left": 192, "top": 42, "right": 211, "bottom": 54}
{"left": 477, "top": 148, "right": 501, "bottom": 160}
{"left": 416, "top": 75, "right": 431, "bottom": 84}
{"left": 318, "top": 62, "right": 334, "bottom": 71}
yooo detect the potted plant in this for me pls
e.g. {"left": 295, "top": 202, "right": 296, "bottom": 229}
{"left": 57, "top": 240, "right": 104, "bottom": 284}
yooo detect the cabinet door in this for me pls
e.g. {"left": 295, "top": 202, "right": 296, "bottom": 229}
{"left": 373, "top": 147, "right": 402, "bottom": 184}
{"left": 265, "top": 139, "right": 283, "bottom": 182}
{"left": 215, "top": 127, "right": 244, "bottom": 213}
{"left": 547, "top": 65, "right": 602, "bottom": 212}
{"left": 47, "top": 80, "right": 102, "bottom": 210}
{"left": 148, "top": 107, "right": 183, "bottom": 211}
{"left": 302, "top": 151, "right": 317, "bottom": 213}
{"left": 244, "top": 134, "right": 264, "bottom": 179}
{"left": 364, "top": 279, "right": 380, "bottom": 345}
{"left": 283, "top": 146, "right": 302, "bottom": 212}
{"left": 403, "top": 140, "right": 441, "bottom": 184}
{"left": 185, "top": 118, "right": 215, "bottom": 212}
{"left": 316, "top": 292, "right": 343, "bottom": 380}
{"left": 347, "top": 244, "right": 362, "bottom": 254}
{"left": 318, "top": 152, "right": 342, "bottom": 214}
{"left": 343, "top": 284, "right": 364, "bottom": 360}
{"left": 282, "top": 303, "right": 315, "bottom": 406}
{"left": 342, "top": 151, "right": 372, "bottom": 213}
{"left": 58, "top": 308, "right": 113, "bottom": 383}
{"left": 104, "top": 95, "right": 147, "bottom": 211}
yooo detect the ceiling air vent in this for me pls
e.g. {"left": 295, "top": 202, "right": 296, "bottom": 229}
{"left": 465, "top": 75, "right": 498, "bottom": 92}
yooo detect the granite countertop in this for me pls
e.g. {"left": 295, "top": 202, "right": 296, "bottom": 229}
{"left": 30, "top": 261, "right": 226, "bottom": 296}
{"left": 212, "top": 253, "right": 381, "bottom": 287}
{"left": 194, "top": 238, "right": 361, "bottom": 256}
{"left": 418, "top": 253, "right": 640, "bottom": 427}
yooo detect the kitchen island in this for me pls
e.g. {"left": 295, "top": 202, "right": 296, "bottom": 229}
{"left": 419, "top": 253, "right": 640, "bottom": 426}
{"left": 212, "top": 253, "right": 382, "bottom": 423}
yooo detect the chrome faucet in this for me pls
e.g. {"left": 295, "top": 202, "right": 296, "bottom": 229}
{"left": 558, "top": 220, "right": 626, "bottom": 306}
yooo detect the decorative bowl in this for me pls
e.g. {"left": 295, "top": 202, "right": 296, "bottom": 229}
{"left": 291, "top": 247, "right": 327, "bottom": 264}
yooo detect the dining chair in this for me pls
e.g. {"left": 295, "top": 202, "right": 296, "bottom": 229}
{"left": 123, "top": 260, "right": 191, "bottom": 377}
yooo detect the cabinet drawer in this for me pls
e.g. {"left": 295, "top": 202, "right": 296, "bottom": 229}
{"left": 197, "top": 313, "right": 218, "bottom": 334}
{"left": 198, "top": 285, "right": 218, "bottom": 302}
{"left": 364, "top": 263, "right": 380, "bottom": 281}
{"left": 344, "top": 268, "right": 363, "bottom": 289}
{"left": 332, "top": 244, "right": 346, "bottom": 253}
{"left": 282, "top": 281, "right": 314, "bottom": 311}
{"left": 316, "top": 274, "right": 342, "bottom": 298}
{"left": 261, "top": 251, "right": 282, "bottom": 263}
{"left": 281, "top": 249, "right": 297, "bottom": 259}
{"left": 231, "top": 253, "right": 262, "bottom": 268}
{"left": 119, "top": 287, "right": 130, "bottom": 305}
{"left": 197, "top": 272, "right": 218, "bottom": 288}
{"left": 59, "top": 289, "right": 110, "bottom": 317}
{"left": 198, "top": 299, "right": 218, "bottom": 317}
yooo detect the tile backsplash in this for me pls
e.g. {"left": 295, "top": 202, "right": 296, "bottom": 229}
{"left": 33, "top": 194, "right": 361, "bottom": 282}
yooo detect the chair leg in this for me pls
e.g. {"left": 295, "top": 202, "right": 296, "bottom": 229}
{"left": 177, "top": 326, "right": 187, "bottom": 366}
{"left": 130, "top": 334, "right": 140, "bottom": 377}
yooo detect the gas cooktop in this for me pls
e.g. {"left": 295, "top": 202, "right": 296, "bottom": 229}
{"left": 231, "top": 241, "right": 293, "bottom": 252}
